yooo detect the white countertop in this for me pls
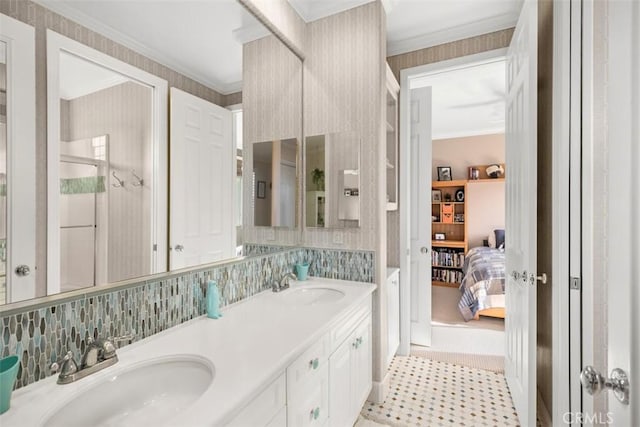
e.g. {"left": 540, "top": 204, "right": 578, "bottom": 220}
{"left": 1, "top": 277, "right": 376, "bottom": 427}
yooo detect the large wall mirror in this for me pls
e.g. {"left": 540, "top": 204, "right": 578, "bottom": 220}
{"left": 305, "top": 132, "right": 361, "bottom": 228}
{"left": 0, "top": 0, "right": 302, "bottom": 306}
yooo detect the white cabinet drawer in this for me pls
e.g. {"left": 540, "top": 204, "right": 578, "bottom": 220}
{"left": 287, "top": 332, "right": 330, "bottom": 395}
{"left": 330, "top": 299, "right": 371, "bottom": 353}
{"left": 226, "top": 373, "right": 286, "bottom": 427}
{"left": 287, "top": 364, "right": 329, "bottom": 427}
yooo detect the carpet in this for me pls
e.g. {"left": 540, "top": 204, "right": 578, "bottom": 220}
{"left": 432, "top": 286, "right": 504, "bottom": 332}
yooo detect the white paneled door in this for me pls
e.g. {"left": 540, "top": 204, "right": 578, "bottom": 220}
{"left": 409, "top": 86, "right": 432, "bottom": 346}
{"left": 0, "top": 15, "right": 36, "bottom": 303}
{"left": 504, "top": 0, "right": 537, "bottom": 425}
{"left": 170, "top": 88, "right": 234, "bottom": 270}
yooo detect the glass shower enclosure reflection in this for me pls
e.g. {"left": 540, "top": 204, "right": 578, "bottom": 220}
{"left": 59, "top": 136, "right": 108, "bottom": 292}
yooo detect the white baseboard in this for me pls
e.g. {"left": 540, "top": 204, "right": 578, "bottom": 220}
{"left": 368, "top": 370, "right": 392, "bottom": 404}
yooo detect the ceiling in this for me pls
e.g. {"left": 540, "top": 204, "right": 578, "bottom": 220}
{"left": 287, "top": 0, "right": 521, "bottom": 56}
{"left": 38, "top": 0, "right": 267, "bottom": 95}
{"left": 385, "top": 0, "right": 522, "bottom": 56}
{"left": 39, "top": 0, "right": 518, "bottom": 118}
{"left": 59, "top": 52, "right": 129, "bottom": 100}
{"left": 411, "top": 58, "right": 506, "bottom": 140}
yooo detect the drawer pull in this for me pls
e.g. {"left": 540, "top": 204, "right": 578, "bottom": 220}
{"left": 309, "top": 407, "right": 320, "bottom": 421}
{"left": 308, "top": 357, "right": 319, "bottom": 370}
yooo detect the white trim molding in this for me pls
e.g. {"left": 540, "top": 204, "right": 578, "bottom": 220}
{"left": 387, "top": 13, "right": 518, "bottom": 57}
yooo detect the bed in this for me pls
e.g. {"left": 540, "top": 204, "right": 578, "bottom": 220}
{"left": 457, "top": 246, "right": 506, "bottom": 321}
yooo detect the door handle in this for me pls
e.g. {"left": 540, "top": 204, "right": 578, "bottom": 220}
{"left": 174, "top": 244, "right": 184, "bottom": 252}
{"left": 420, "top": 247, "right": 429, "bottom": 254}
{"left": 511, "top": 270, "right": 520, "bottom": 281}
{"left": 580, "top": 365, "right": 629, "bottom": 404}
{"left": 529, "top": 273, "right": 548, "bottom": 285}
{"left": 15, "top": 265, "right": 30, "bottom": 276}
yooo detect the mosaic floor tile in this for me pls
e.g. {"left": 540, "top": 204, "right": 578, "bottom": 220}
{"left": 361, "top": 356, "right": 520, "bottom": 427}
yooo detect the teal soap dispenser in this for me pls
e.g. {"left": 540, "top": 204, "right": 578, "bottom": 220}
{"left": 206, "top": 279, "right": 222, "bottom": 319}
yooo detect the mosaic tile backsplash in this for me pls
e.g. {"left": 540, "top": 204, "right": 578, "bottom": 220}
{"left": 0, "top": 246, "right": 374, "bottom": 390}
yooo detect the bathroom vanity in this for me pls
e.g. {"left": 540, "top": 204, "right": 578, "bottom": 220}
{"left": 0, "top": 278, "right": 375, "bottom": 427}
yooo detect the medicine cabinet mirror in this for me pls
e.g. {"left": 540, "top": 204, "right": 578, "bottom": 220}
{"left": 252, "top": 139, "right": 299, "bottom": 228}
{"left": 305, "top": 132, "right": 360, "bottom": 228}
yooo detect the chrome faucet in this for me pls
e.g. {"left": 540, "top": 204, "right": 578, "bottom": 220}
{"left": 272, "top": 272, "right": 297, "bottom": 292}
{"left": 50, "top": 334, "right": 134, "bottom": 384}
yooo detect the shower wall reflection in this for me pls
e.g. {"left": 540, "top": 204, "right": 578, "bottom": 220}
{"left": 57, "top": 52, "right": 154, "bottom": 293}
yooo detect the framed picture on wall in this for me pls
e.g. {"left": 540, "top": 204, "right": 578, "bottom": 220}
{"left": 431, "top": 190, "right": 442, "bottom": 202}
{"left": 437, "top": 166, "right": 452, "bottom": 181}
{"left": 257, "top": 181, "right": 266, "bottom": 199}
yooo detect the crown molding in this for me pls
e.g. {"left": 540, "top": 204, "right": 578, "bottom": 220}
{"left": 287, "top": 0, "right": 375, "bottom": 23}
{"left": 35, "top": 0, "right": 241, "bottom": 95}
{"left": 60, "top": 74, "right": 128, "bottom": 100}
{"left": 232, "top": 22, "right": 271, "bottom": 45}
{"left": 387, "top": 13, "right": 517, "bottom": 57}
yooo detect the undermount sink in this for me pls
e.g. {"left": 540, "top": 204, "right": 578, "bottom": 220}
{"left": 281, "top": 287, "right": 345, "bottom": 305}
{"left": 43, "top": 356, "right": 214, "bottom": 427}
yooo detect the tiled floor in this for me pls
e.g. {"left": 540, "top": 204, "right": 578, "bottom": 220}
{"left": 360, "top": 355, "right": 520, "bottom": 426}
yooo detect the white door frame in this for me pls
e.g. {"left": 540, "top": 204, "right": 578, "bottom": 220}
{"left": 0, "top": 14, "right": 36, "bottom": 303}
{"left": 579, "top": 0, "right": 640, "bottom": 422}
{"left": 551, "top": 0, "right": 573, "bottom": 422}
{"left": 398, "top": 48, "right": 507, "bottom": 355}
{"left": 46, "top": 30, "right": 168, "bottom": 293}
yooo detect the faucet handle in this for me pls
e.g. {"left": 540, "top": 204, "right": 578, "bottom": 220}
{"left": 108, "top": 333, "right": 136, "bottom": 349}
{"left": 50, "top": 351, "right": 79, "bottom": 376}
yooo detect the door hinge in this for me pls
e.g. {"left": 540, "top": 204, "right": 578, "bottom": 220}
{"left": 570, "top": 276, "right": 581, "bottom": 290}
{"left": 153, "top": 244, "right": 157, "bottom": 252}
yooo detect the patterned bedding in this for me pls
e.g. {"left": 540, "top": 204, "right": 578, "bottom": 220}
{"left": 458, "top": 246, "right": 506, "bottom": 321}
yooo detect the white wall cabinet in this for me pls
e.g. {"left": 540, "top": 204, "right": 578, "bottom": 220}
{"left": 226, "top": 299, "right": 372, "bottom": 427}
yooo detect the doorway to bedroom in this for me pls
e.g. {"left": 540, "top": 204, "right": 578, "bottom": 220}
{"left": 407, "top": 52, "right": 508, "bottom": 357}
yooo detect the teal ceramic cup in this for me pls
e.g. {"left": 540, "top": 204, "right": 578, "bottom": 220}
{"left": 0, "top": 355, "right": 20, "bottom": 414}
{"left": 295, "top": 263, "right": 310, "bottom": 281}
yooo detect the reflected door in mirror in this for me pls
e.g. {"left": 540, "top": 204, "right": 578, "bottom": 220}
{"left": 170, "top": 88, "right": 235, "bottom": 270}
{"left": 252, "top": 139, "right": 298, "bottom": 228}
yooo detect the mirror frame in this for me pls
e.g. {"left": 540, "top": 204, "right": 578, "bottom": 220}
{"left": 45, "top": 30, "right": 169, "bottom": 300}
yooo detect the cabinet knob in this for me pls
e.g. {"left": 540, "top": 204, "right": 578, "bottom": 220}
{"left": 309, "top": 407, "right": 320, "bottom": 420}
{"left": 309, "top": 357, "right": 319, "bottom": 370}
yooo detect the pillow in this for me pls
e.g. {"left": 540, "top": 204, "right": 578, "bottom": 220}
{"left": 487, "top": 229, "right": 505, "bottom": 249}
{"left": 494, "top": 229, "right": 505, "bottom": 249}
{"left": 488, "top": 232, "right": 496, "bottom": 248}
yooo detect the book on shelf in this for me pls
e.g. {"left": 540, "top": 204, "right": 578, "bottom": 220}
{"left": 431, "top": 268, "right": 464, "bottom": 284}
{"left": 431, "top": 248, "right": 465, "bottom": 268}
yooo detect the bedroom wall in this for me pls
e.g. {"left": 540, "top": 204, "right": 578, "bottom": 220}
{"left": 466, "top": 180, "right": 505, "bottom": 249}
{"left": 432, "top": 133, "right": 505, "bottom": 181}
